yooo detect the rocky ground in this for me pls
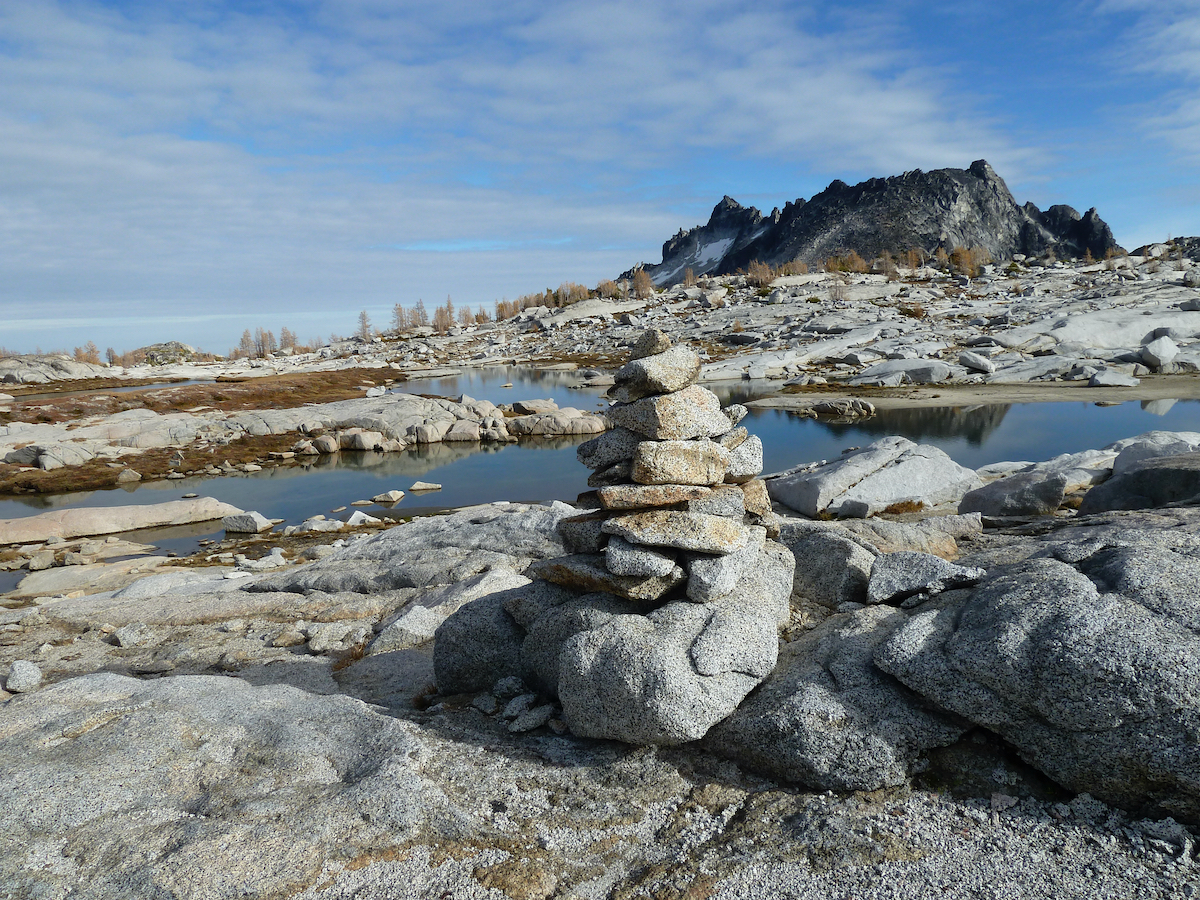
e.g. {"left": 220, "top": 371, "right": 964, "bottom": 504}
{"left": 4, "top": 247, "right": 1200, "bottom": 898}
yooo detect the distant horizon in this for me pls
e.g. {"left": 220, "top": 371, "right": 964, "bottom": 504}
{"left": 1, "top": 1, "right": 1196, "bottom": 355}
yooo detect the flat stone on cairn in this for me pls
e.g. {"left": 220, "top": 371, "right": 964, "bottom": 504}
{"left": 436, "top": 329, "right": 793, "bottom": 746}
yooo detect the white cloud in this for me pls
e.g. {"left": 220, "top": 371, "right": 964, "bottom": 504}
{"left": 0, "top": 0, "right": 1036, "bottom": 352}
{"left": 1095, "top": 1, "right": 1200, "bottom": 162}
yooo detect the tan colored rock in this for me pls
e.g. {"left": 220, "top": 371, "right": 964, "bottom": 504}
{"left": 602, "top": 510, "right": 750, "bottom": 555}
{"left": 740, "top": 479, "right": 773, "bottom": 518}
{"left": 529, "top": 554, "right": 685, "bottom": 602}
{"left": 0, "top": 498, "right": 244, "bottom": 545}
{"left": 606, "top": 385, "right": 731, "bottom": 440}
{"left": 597, "top": 484, "right": 713, "bottom": 510}
{"left": 632, "top": 440, "right": 729, "bottom": 486}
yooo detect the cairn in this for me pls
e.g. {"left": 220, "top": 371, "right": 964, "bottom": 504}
{"left": 433, "top": 330, "right": 795, "bottom": 746}
{"left": 528, "top": 331, "right": 794, "bottom": 744}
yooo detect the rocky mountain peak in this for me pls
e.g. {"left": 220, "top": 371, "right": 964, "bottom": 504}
{"left": 629, "top": 161, "right": 1123, "bottom": 286}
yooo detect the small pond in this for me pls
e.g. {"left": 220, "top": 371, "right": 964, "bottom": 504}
{"left": 4, "top": 364, "right": 1200, "bottom": 563}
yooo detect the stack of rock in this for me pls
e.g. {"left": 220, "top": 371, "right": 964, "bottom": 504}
{"left": 435, "top": 330, "right": 795, "bottom": 746}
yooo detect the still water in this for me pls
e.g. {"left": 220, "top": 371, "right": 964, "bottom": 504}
{"left": 4, "top": 368, "right": 1200, "bottom": 558}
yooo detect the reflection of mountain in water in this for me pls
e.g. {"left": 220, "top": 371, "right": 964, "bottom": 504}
{"left": 820, "top": 404, "right": 1012, "bottom": 446}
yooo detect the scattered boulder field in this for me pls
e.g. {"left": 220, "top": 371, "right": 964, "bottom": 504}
{"left": 6, "top": 318, "right": 1200, "bottom": 897}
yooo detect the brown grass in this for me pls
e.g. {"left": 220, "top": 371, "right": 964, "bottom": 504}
{"left": 0, "top": 431, "right": 303, "bottom": 495}
{"left": 883, "top": 499, "right": 925, "bottom": 515}
{"left": 632, "top": 268, "right": 655, "bottom": 299}
{"left": 0, "top": 367, "right": 403, "bottom": 428}
{"left": 745, "top": 260, "right": 774, "bottom": 288}
{"left": 824, "top": 251, "right": 868, "bottom": 274}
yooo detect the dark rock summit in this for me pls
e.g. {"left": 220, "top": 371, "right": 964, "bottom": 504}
{"left": 632, "top": 160, "right": 1122, "bottom": 286}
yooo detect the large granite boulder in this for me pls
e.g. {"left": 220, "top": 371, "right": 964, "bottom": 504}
{"left": 706, "top": 606, "right": 968, "bottom": 790}
{"left": 0, "top": 674, "right": 469, "bottom": 900}
{"left": 556, "top": 542, "right": 794, "bottom": 745}
{"left": 766, "top": 437, "right": 982, "bottom": 518}
{"left": 958, "top": 471, "right": 1070, "bottom": 517}
{"left": 876, "top": 544, "right": 1200, "bottom": 822}
{"left": 249, "top": 501, "right": 573, "bottom": 593}
{"left": 1078, "top": 453, "right": 1200, "bottom": 515}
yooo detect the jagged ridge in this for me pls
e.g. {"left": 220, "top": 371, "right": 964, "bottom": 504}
{"left": 629, "top": 160, "right": 1122, "bottom": 286}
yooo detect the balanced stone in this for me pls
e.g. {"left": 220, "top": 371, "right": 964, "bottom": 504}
{"left": 716, "top": 426, "right": 748, "bottom": 451}
{"left": 597, "top": 483, "right": 713, "bottom": 510}
{"left": 631, "top": 440, "right": 729, "bottom": 486}
{"left": 606, "top": 385, "right": 732, "bottom": 441}
{"left": 530, "top": 554, "right": 686, "bottom": 602}
{"left": 724, "top": 435, "right": 763, "bottom": 484}
{"left": 602, "top": 510, "right": 750, "bottom": 555}
{"left": 629, "top": 328, "right": 672, "bottom": 360}
{"left": 605, "top": 535, "right": 678, "bottom": 577}
{"left": 686, "top": 527, "right": 766, "bottom": 602}
{"left": 611, "top": 345, "right": 701, "bottom": 402}
{"left": 740, "top": 479, "right": 773, "bottom": 519}
{"left": 587, "top": 461, "right": 633, "bottom": 488}
{"left": 686, "top": 485, "right": 746, "bottom": 518}
{"left": 577, "top": 427, "right": 643, "bottom": 471}
{"left": 556, "top": 512, "right": 611, "bottom": 554}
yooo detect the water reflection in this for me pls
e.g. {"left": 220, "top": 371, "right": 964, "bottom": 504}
{"left": 397, "top": 366, "right": 609, "bottom": 411}
{"left": 820, "top": 404, "right": 1011, "bottom": 445}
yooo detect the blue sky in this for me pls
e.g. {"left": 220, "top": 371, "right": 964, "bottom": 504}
{"left": 1, "top": 0, "right": 1197, "bottom": 355}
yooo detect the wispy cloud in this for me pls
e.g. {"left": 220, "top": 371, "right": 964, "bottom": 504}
{"left": 0, "top": 0, "right": 1108, "bottom": 352}
{"left": 1095, "top": 1, "right": 1200, "bottom": 162}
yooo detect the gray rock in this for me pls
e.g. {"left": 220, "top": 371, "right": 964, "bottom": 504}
{"left": 781, "top": 527, "right": 876, "bottom": 608}
{"left": 5, "top": 660, "right": 43, "bottom": 693}
{"left": 509, "top": 704, "right": 555, "bottom": 733}
{"left": 1142, "top": 335, "right": 1179, "bottom": 368}
{"left": 605, "top": 535, "right": 678, "bottom": 577}
{"left": 602, "top": 510, "right": 750, "bottom": 555}
{"left": 1088, "top": 367, "right": 1140, "bottom": 387}
{"left": 851, "top": 358, "right": 953, "bottom": 386}
{"left": 685, "top": 527, "right": 765, "bottom": 602}
{"left": 879, "top": 549, "right": 1200, "bottom": 822}
{"left": 520, "top": 592, "right": 628, "bottom": 694}
{"left": 606, "top": 385, "right": 731, "bottom": 440}
{"left": 1108, "top": 430, "right": 1200, "bottom": 475}
{"left": 433, "top": 585, "right": 529, "bottom": 693}
{"left": 866, "top": 551, "right": 986, "bottom": 606}
{"left": 767, "top": 437, "right": 982, "bottom": 518}
{"left": 958, "top": 471, "right": 1070, "bottom": 517}
{"left": 576, "top": 427, "right": 643, "bottom": 471}
{"left": 1079, "top": 453, "right": 1200, "bottom": 514}
{"left": 611, "top": 345, "right": 700, "bottom": 401}
{"left": 250, "top": 502, "right": 571, "bottom": 593}
{"left": 0, "top": 673, "right": 469, "bottom": 899}
{"left": 530, "top": 553, "right": 685, "bottom": 602}
{"left": 632, "top": 439, "right": 729, "bottom": 486}
{"left": 706, "top": 606, "right": 967, "bottom": 790}
{"left": 557, "top": 543, "right": 793, "bottom": 745}
{"left": 724, "top": 434, "right": 763, "bottom": 484}
{"left": 370, "top": 568, "right": 530, "bottom": 654}
{"left": 221, "top": 511, "right": 275, "bottom": 533}
{"left": 958, "top": 351, "right": 996, "bottom": 374}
